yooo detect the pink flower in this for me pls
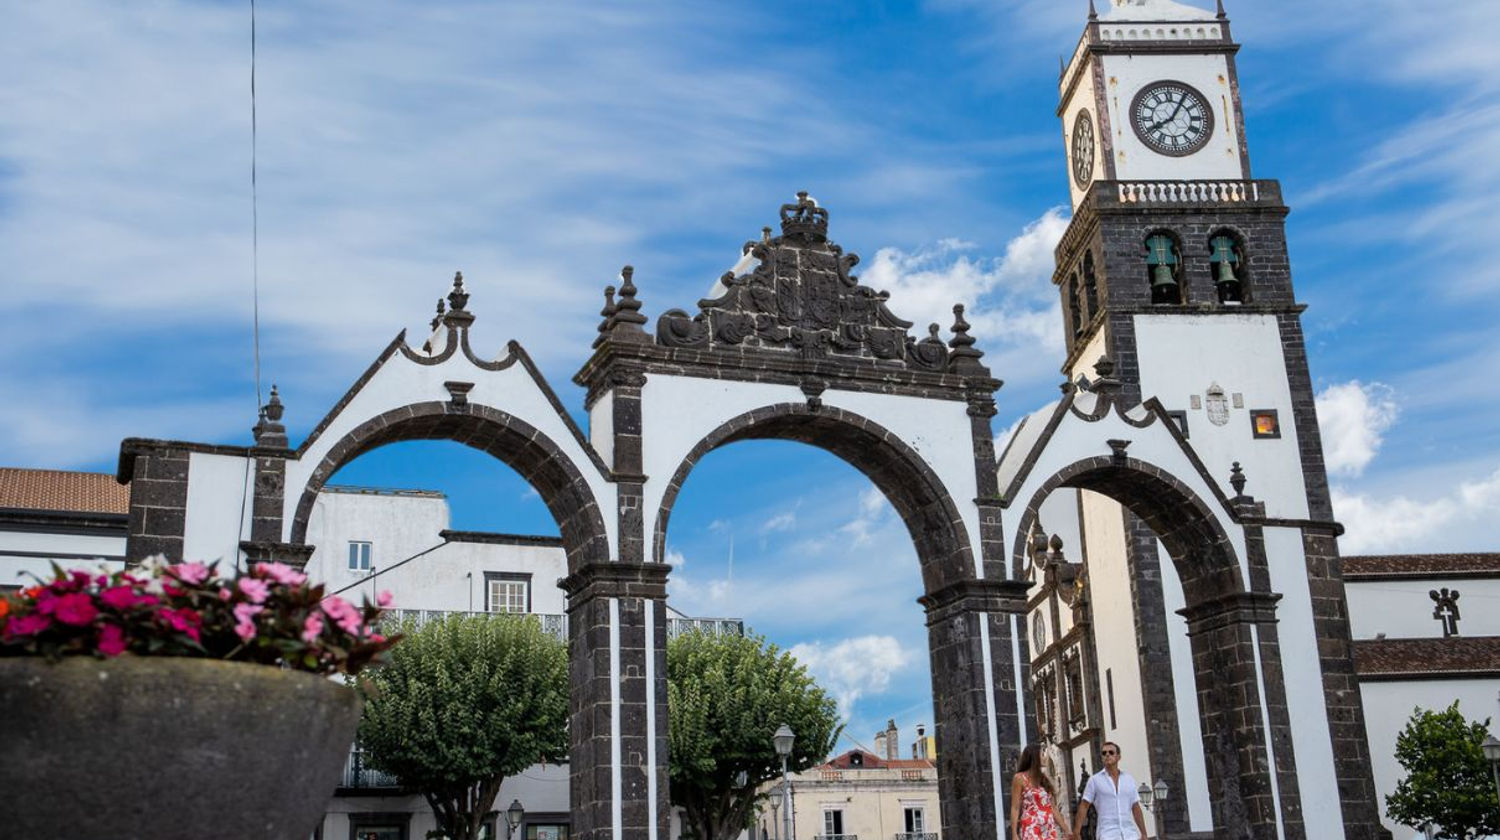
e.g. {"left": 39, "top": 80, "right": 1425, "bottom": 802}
{"left": 53, "top": 593, "right": 98, "bottom": 626}
{"left": 254, "top": 562, "right": 307, "bottom": 586}
{"left": 218, "top": 587, "right": 233, "bottom": 601}
{"left": 98, "top": 624, "right": 127, "bottom": 656}
{"left": 233, "top": 603, "right": 264, "bottom": 642}
{"left": 376, "top": 590, "right": 394, "bottom": 608}
{"left": 320, "top": 597, "right": 364, "bottom": 635}
{"left": 301, "top": 611, "right": 325, "bottom": 643}
{"left": 237, "top": 578, "right": 270, "bottom": 604}
{"left": 5, "top": 613, "right": 52, "bottom": 636}
{"left": 167, "top": 562, "right": 211, "bottom": 585}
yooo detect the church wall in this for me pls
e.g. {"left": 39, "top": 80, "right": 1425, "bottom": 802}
{"left": 1347, "top": 578, "right": 1500, "bottom": 639}
{"left": 1156, "top": 542, "right": 1213, "bottom": 833}
{"left": 1134, "top": 313, "right": 1309, "bottom": 520}
{"left": 183, "top": 451, "right": 253, "bottom": 567}
{"left": 1360, "top": 679, "right": 1500, "bottom": 840}
{"left": 1066, "top": 323, "right": 1110, "bottom": 383}
{"left": 1097, "top": 52, "right": 1246, "bottom": 183}
{"left": 589, "top": 390, "right": 615, "bottom": 467}
{"left": 1078, "top": 489, "right": 1155, "bottom": 821}
{"left": 1060, "top": 56, "right": 1104, "bottom": 210}
{"left": 1262, "top": 525, "right": 1345, "bottom": 839}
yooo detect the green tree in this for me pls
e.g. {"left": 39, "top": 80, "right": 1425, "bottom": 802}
{"left": 357, "top": 614, "right": 568, "bottom": 840}
{"left": 1385, "top": 701, "right": 1500, "bottom": 840}
{"left": 668, "top": 630, "right": 842, "bottom": 840}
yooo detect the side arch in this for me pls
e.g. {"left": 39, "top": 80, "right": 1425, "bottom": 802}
{"left": 651, "top": 402, "right": 977, "bottom": 596}
{"left": 289, "top": 401, "right": 610, "bottom": 574}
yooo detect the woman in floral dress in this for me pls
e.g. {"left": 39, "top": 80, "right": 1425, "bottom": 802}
{"left": 1010, "top": 743, "right": 1071, "bottom": 840}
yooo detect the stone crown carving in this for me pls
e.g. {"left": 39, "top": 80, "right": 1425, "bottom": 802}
{"left": 654, "top": 193, "right": 976, "bottom": 374}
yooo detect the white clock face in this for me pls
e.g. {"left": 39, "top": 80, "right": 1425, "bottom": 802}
{"left": 1131, "top": 81, "right": 1214, "bottom": 156}
{"left": 1071, "top": 111, "right": 1096, "bottom": 188}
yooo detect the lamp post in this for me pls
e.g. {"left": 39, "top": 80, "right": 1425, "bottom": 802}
{"left": 503, "top": 798, "right": 524, "bottom": 840}
{"left": 769, "top": 788, "right": 781, "bottom": 840}
{"left": 774, "top": 724, "right": 796, "bottom": 840}
{"left": 1138, "top": 779, "right": 1169, "bottom": 839}
{"left": 1483, "top": 735, "right": 1500, "bottom": 802}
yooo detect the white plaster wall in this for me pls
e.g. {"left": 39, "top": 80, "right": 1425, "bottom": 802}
{"left": 1261, "top": 526, "right": 1345, "bottom": 839}
{"left": 0, "top": 530, "right": 125, "bottom": 586}
{"left": 1134, "top": 313, "right": 1309, "bottom": 520}
{"left": 1155, "top": 540, "right": 1213, "bottom": 833}
{"left": 284, "top": 342, "right": 614, "bottom": 556}
{"left": 1079, "top": 488, "right": 1155, "bottom": 834}
{"left": 1060, "top": 56, "right": 1104, "bottom": 210}
{"left": 1067, "top": 327, "right": 1112, "bottom": 382}
{"left": 183, "top": 452, "right": 254, "bottom": 568}
{"left": 1347, "top": 578, "right": 1500, "bottom": 640}
{"left": 591, "top": 391, "right": 615, "bottom": 467}
{"left": 1098, "top": 51, "right": 1247, "bottom": 182}
{"left": 321, "top": 761, "right": 570, "bottom": 840}
{"left": 1361, "top": 680, "right": 1500, "bottom": 839}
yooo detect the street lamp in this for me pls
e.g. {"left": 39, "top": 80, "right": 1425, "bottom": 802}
{"left": 1483, "top": 735, "right": 1500, "bottom": 802}
{"left": 1138, "top": 779, "right": 1169, "bottom": 839}
{"left": 503, "top": 798, "right": 524, "bottom": 840}
{"left": 774, "top": 724, "right": 796, "bottom": 840}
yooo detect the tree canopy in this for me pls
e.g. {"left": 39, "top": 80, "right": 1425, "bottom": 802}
{"left": 357, "top": 613, "right": 568, "bottom": 840}
{"left": 668, "top": 630, "right": 842, "bottom": 840}
{"left": 1385, "top": 701, "right": 1500, "bottom": 840}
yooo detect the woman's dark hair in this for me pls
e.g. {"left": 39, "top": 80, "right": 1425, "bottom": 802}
{"left": 1017, "top": 743, "right": 1056, "bottom": 798}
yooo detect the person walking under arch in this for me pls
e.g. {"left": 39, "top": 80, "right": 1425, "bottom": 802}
{"left": 1071, "top": 742, "right": 1149, "bottom": 840}
{"left": 1011, "top": 743, "right": 1070, "bottom": 840}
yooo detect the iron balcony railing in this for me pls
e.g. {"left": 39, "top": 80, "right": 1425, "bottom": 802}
{"left": 341, "top": 747, "right": 400, "bottom": 790}
{"left": 815, "top": 835, "right": 858, "bottom": 840}
{"left": 379, "top": 609, "right": 743, "bottom": 643}
{"left": 894, "top": 833, "right": 937, "bottom": 840}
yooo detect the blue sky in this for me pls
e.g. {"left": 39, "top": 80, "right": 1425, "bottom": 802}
{"left": 4, "top": 0, "right": 1500, "bottom": 752}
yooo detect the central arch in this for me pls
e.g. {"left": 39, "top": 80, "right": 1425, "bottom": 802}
{"left": 652, "top": 403, "right": 977, "bottom": 594}
{"left": 1012, "top": 455, "right": 1302, "bottom": 839}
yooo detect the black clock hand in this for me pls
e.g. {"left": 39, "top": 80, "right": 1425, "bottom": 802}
{"left": 1148, "top": 97, "right": 1188, "bottom": 133}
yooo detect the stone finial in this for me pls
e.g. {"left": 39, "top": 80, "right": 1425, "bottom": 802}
{"left": 779, "top": 191, "right": 829, "bottom": 241}
{"left": 252, "top": 385, "right": 288, "bottom": 448}
{"left": 762, "top": 226, "right": 773, "bottom": 244}
{"left": 947, "top": 304, "right": 986, "bottom": 374}
{"left": 1216, "top": 0, "right": 1227, "bottom": 19}
{"left": 430, "top": 298, "right": 446, "bottom": 332}
{"left": 1091, "top": 356, "right": 1123, "bottom": 400}
{"left": 1048, "top": 533, "right": 1064, "bottom": 556}
{"left": 1030, "top": 529, "right": 1050, "bottom": 559}
{"left": 1106, "top": 438, "right": 1130, "bottom": 463}
{"left": 447, "top": 271, "right": 469, "bottom": 312}
{"left": 1230, "top": 461, "right": 1247, "bottom": 498}
{"left": 593, "top": 285, "right": 617, "bottom": 349}
{"left": 602, "top": 266, "right": 650, "bottom": 344}
{"left": 1088, "top": 0, "right": 1098, "bottom": 20}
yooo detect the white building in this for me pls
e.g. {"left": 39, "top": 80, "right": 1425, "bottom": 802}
{"left": 0, "top": 468, "right": 128, "bottom": 590}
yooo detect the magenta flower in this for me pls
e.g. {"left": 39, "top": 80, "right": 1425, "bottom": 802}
{"left": 159, "top": 607, "right": 203, "bottom": 643}
{"left": 254, "top": 562, "right": 307, "bottom": 586}
{"left": 100, "top": 585, "right": 146, "bottom": 610}
{"left": 53, "top": 593, "right": 99, "bottom": 627}
{"left": 167, "top": 562, "right": 211, "bottom": 585}
{"left": 5, "top": 613, "right": 52, "bottom": 636}
{"left": 301, "top": 611, "right": 325, "bottom": 643}
{"left": 233, "top": 603, "right": 265, "bottom": 642}
{"left": 98, "top": 624, "right": 127, "bottom": 657}
{"left": 218, "top": 587, "right": 233, "bottom": 601}
{"left": 237, "top": 577, "right": 270, "bottom": 605}
{"left": 377, "top": 590, "right": 394, "bottom": 608}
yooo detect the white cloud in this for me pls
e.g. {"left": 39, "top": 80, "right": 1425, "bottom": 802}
{"left": 760, "top": 510, "right": 797, "bottom": 535}
{"left": 861, "top": 208, "right": 1070, "bottom": 391}
{"left": 790, "top": 635, "right": 914, "bottom": 721}
{"left": 1334, "top": 466, "right": 1500, "bottom": 554}
{"left": 665, "top": 548, "right": 687, "bottom": 568}
{"left": 1316, "top": 381, "right": 1399, "bottom": 478}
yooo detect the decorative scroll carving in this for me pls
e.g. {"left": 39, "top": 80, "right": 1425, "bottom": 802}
{"left": 653, "top": 193, "right": 984, "bottom": 376}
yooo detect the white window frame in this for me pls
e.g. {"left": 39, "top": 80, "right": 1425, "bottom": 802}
{"left": 484, "top": 572, "right": 531, "bottom": 614}
{"left": 347, "top": 541, "right": 372, "bottom": 573}
{"left": 904, "top": 805, "right": 925, "bottom": 833}
{"left": 821, "top": 808, "right": 844, "bottom": 836}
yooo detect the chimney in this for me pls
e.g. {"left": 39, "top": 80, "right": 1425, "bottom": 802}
{"left": 873, "top": 732, "right": 887, "bottom": 759}
{"left": 913, "top": 724, "right": 927, "bottom": 759}
{"left": 885, "top": 719, "right": 899, "bottom": 761}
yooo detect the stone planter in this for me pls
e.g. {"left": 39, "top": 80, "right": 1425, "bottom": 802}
{"left": 0, "top": 656, "right": 361, "bottom": 840}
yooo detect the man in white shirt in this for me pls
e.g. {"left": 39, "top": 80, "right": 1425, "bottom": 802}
{"left": 1071, "top": 741, "right": 1150, "bottom": 840}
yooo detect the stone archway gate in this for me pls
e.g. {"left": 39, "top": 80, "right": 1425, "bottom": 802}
{"left": 116, "top": 194, "right": 1385, "bottom": 840}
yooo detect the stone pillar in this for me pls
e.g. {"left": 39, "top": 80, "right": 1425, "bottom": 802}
{"left": 921, "top": 578, "right": 1032, "bottom": 840}
{"left": 119, "top": 441, "right": 190, "bottom": 565}
{"left": 1178, "top": 592, "right": 1285, "bottom": 840}
{"left": 560, "top": 561, "right": 670, "bottom": 840}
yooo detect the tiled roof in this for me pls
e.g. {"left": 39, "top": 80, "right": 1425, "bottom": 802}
{"left": 1353, "top": 637, "right": 1500, "bottom": 680}
{"left": 820, "top": 750, "right": 935, "bottom": 771}
{"left": 1343, "top": 554, "right": 1500, "bottom": 580}
{"left": 0, "top": 468, "right": 130, "bottom": 515}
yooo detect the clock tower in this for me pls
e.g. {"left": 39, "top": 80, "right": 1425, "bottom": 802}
{"left": 1047, "top": 1, "right": 1389, "bottom": 838}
